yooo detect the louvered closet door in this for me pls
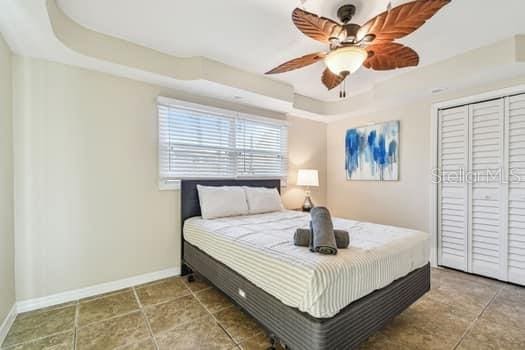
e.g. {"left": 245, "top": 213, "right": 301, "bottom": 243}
{"left": 469, "top": 99, "right": 506, "bottom": 279}
{"left": 438, "top": 106, "right": 469, "bottom": 271}
{"left": 507, "top": 94, "right": 525, "bottom": 284}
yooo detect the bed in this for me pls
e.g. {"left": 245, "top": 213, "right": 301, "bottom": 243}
{"left": 181, "top": 179, "right": 430, "bottom": 349}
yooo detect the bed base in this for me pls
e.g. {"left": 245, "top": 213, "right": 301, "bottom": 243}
{"left": 184, "top": 241, "right": 430, "bottom": 350}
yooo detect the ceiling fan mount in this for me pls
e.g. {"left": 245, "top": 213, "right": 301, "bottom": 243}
{"left": 336, "top": 4, "right": 362, "bottom": 43}
{"left": 265, "top": 0, "right": 451, "bottom": 97}
{"left": 336, "top": 4, "right": 357, "bottom": 24}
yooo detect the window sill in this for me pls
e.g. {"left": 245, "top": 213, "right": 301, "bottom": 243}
{"left": 159, "top": 179, "right": 181, "bottom": 190}
{"left": 159, "top": 178, "right": 287, "bottom": 191}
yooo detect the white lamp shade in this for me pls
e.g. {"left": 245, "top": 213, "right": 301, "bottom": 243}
{"left": 296, "top": 169, "right": 319, "bottom": 187}
{"left": 324, "top": 46, "right": 368, "bottom": 75}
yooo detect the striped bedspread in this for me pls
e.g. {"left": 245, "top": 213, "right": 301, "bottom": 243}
{"left": 184, "top": 210, "right": 430, "bottom": 318}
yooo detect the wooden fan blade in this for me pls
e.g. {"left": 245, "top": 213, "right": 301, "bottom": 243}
{"left": 322, "top": 68, "right": 345, "bottom": 90}
{"left": 265, "top": 52, "right": 326, "bottom": 74}
{"left": 292, "top": 8, "right": 346, "bottom": 44}
{"left": 357, "top": 0, "right": 450, "bottom": 44}
{"left": 364, "top": 43, "right": 419, "bottom": 71}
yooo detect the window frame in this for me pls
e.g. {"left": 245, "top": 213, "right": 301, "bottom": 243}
{"left": 157, "top": 96, "right": 289, "bottom": 190}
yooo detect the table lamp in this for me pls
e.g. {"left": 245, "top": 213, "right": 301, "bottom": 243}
{"left": 296, "top": 169, "right": 319, "bottom": 212}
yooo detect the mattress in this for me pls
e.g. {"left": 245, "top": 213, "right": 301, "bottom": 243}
{"left": 183, "top": 210, "right": 430, "bottom": 318}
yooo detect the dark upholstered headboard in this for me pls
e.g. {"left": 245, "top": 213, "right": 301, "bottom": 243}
{"left": 180, "top": 179, "right": 281, "bottom": 274}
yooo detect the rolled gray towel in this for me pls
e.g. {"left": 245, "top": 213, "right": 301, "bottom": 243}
{"left": 294, "top": 228, "right": 310, "bottom": 247}
{"left": 308, "top": 220, "right": 314, "bottom": 252}
{"left": 310, "top": 207, "right": 337, "bottom": 255}
{"left": 294, "top": 228, "right": 349, "bottom": 248}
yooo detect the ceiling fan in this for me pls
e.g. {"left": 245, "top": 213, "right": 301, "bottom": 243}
{"left": 265, "top": 0, "right": 451, "bottom": 97}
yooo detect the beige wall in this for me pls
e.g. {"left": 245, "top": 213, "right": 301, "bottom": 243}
{"left": 0, "top": 35, "right": 15, "bottom": 323}
{"left": 326, "top": 76, "right": 525, "bottom": 233}
{"left": 12, "top": 56, "right": 326, "bottom": 301}
{"left": 327, "top": 102, "right": 430, "bottom": 231}
{"left": 283, "top": 116, "right": 327, "bottom": 209}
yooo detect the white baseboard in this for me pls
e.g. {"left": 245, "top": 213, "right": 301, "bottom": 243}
{"left": 16, "top": 266, "right": 180, "bottom": 313}
{"left": 0, "top": 303, "right": 17, "bottom": 346}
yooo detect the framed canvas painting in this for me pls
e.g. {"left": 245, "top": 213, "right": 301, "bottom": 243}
{"left": 345, "top": 120, "right": 399, "bottom": 181}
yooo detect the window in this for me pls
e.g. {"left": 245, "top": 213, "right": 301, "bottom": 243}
{"left": 158, "top": 97, "right": 288, "bottom": 189}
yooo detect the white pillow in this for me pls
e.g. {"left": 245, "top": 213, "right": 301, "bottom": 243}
{"left": 197, "top": 185, "right": 249, "bottom": 219}
{"left": 244, "top": 186, "right": 284, "bottom": 214}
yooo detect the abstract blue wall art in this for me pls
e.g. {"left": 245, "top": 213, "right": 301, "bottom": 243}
{"left": 345, "top": 121, "right": 399, "bottom": 181}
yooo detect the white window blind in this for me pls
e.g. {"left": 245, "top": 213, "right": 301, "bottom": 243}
{"left": 158, "top": 97, "right": 288, "bottom": 187}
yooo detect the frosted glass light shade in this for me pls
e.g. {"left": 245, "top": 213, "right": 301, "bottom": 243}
{"left": 296, "top": 169, "right": 319, "bottom": 187}
{"left": 324, "top": 46, "right": 368, "bottom": 75}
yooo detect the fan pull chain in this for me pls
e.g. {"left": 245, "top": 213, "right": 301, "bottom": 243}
{"left": 339, "top": 78, "right": 347, "bottom": 99}
{"left": 387, "top": 1, "right": 392, "bottom": 12}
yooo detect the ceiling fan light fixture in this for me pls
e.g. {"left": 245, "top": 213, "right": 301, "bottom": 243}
{"left": 269, "top": 2, "right": 451, "bottom": 93}
{"left": 324, "top": 46, "right": 368, "bottom": 76}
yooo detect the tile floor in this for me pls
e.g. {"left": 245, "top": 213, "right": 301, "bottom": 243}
{"left": 1, "top": 268, "right": 524, "bottom": 350}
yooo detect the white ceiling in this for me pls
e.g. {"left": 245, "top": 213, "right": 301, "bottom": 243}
{"left": 56, "top": 0, "right": 525, "bottom": 101}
